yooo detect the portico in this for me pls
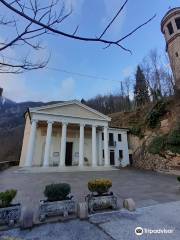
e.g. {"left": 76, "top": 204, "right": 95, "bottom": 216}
{"left": 20, "top": 100, "right": 129, "bottom": 169}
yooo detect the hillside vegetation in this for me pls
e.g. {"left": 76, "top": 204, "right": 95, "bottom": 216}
{"left": 110, "top": 97, "right": 180, "bottom": 171}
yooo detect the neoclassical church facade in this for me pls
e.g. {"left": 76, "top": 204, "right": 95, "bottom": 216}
{"left": 19, "top": 100, "right": 129, "bottom": 169}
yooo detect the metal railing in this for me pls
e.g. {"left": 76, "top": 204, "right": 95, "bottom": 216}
{"left": 108, "top": 140, "right": 116, "bottom": 147}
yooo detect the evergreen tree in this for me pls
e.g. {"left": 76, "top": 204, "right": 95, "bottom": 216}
{"left": 134, "top": 65, "right": 150, "bottom": 106}
{"left": 81, "top": 98, "right": 86, "bottom": 104}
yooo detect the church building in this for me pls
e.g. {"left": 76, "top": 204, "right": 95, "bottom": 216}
{"left": 19, "top": 100, "right": 129, "bottom": 169}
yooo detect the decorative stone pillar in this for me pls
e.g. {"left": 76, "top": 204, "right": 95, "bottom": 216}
{"left": 98, "top": 130, "right": 103, "bottom": 166}
{"left": 92, "top": 125, "right": 97, "bottom": 167}
{"left": 25, "top": 119, "right": 37, "bottom": 167}
{"left": 43, "top": 121, "right": 53, "bottom": 167}
{"left": 79, "top": 124, "right": 85, "bottom": 167}
{"left": 104, "top": 126, "right": 109, "bottom": 166}
{"left": 59, "top": 122, "right": 68, "bottom": 167}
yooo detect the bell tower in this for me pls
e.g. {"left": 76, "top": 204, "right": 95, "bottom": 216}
{"left": 161, "top": 7, "right": 180, "bottom": 96}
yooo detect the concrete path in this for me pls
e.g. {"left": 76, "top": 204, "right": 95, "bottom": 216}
{"left": 1, "top": 201, "right": 180, "bottom": 240}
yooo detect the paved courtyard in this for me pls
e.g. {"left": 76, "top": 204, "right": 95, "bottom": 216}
{"left": 0, "top": 167, "right": 180, "bottom": 211}
{"left": 1, "top": 167, "right": 180, "bottom": 239}
{"left": 1, "top": 201, "right": 180, "bottom": 240}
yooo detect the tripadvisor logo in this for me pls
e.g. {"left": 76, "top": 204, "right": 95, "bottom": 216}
{"left": 135, "top": 227, "right": 143, "bottom": 236}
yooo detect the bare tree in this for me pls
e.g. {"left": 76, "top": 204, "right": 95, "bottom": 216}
{"left": 0, "top": 0, "right": 156, "bottom": 73}
{"left": 141, "top": 49, "right": 174, "bottom": 100}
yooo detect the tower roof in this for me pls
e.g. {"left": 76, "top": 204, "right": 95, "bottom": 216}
{"left": 161, "top": 7, "right": 180, "bottom": 31}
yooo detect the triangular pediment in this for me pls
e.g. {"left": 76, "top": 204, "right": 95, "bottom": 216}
{"left": 30, "top": 100, "right": 111, "bottom": 121}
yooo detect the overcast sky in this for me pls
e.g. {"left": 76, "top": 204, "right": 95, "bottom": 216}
{"left": 0, "top": 0, "right": 179, "bottom": 102}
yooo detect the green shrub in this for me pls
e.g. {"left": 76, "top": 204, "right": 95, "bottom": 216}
{"left": 147, "top": 100, "right": 167, "bottom": 128}
{"left": 0, "top": 189, "right": 17, "bottom": 208}
{"left": 167, "top": 127, "right": 180, "bottom": 146}
{"left": 44, "top": 183, "right": 71, "bottom": 201}
{"left": 166, "top": 124, "right": 180, "bottom": 154}
{"left": 148, "top": 136, "right": 166, "bottom": 154}
{"left": 166, "top": 144, "right": 180, "bottom": 154}
{"left": 177, "top": 176, "right": 180, "bottom": 182}
{"left": 147, "top": 110, "right": 160, "bottom": 128}
{"left": 88, "top": 179, "right": 112, "bottom": 195}
{"left": 129, "top": 126, "right": 144, "bottom": 138}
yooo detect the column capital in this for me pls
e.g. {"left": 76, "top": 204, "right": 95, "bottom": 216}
{"left": 80, "top": 123, "right": 85, "bottom": 127}
{"left": 62, "top": 121, "right": 68, "bottom": 126}
{"left": 47, "top": 120, "right": 54, "bottom": 125}
{"left": 92, "top": 124, "right": 97, "bottom": 128}
{"left": 103, "top": 125, "right": 108, "bottom": 129}
{"left": 31, "top": 119, "right": 38, "bottom": 124}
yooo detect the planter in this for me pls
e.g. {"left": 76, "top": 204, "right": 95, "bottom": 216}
{"left": 39, "top": 198, "right": 76, "bottom": 221}
{"left": 0, "top": 204, "right": 21, "bottom": 226}
{"left": 85, "top": 193, "right": 118, "bottom": 213}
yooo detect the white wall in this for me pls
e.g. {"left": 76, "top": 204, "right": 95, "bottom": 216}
{"left": 21, "top": 121, "right": 129, "bottom": 167}
{"left": 101, "top": 128, "right": 129, "bottom": 167}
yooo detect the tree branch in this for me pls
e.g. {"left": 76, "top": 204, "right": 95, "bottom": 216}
{"left": 0, "top": 0, "right": 156, "bottom": 48}
{"left": 99, "top": 0, "right": 128, "bottom": 39}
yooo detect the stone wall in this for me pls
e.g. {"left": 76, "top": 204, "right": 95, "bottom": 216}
{"left": 129, "top": 124, "right": 180, "bottom": 171}
{"left": 133, "top": 147, "right": 180, "bottom": 171}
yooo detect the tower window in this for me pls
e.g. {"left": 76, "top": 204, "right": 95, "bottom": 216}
{"left": 176, "top": 52, "right": 179, "bottom": 57}
{"left": 175, "top": 17, "right": 180, "bottom": 30}
{"left": 167, "top": 22, "right": 174, "bottom": 35}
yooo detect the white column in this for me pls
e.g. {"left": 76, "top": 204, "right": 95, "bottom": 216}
{"left": 59, "top": 122, "right": 67, "bottom": 167}
{"left": 104, "top": 126, "right": 109, "bottom": 166}
{"left": 25, "top": 119, "right": 37, "bottom": 167}
{"left": 43, "top": 121, "right": 53, "bottom": 167}
{"left": 98, "top": 130, "right": 103, "bottom": 166}
{"left": 79, "top": 124, "right": 85, "bottom": 167}
{"left": 92, "top": 125, "right": 97, "bottom": 167}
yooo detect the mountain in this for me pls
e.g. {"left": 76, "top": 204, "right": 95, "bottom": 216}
{"left": 0, "top": 87, "right": 64, "bottom": 164}
{"left": 0, "top": 88, "right": 43, "bottom": 163}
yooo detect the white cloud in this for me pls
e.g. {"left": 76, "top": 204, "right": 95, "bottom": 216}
{"left": 0, "top": 75, "right": 76, "bottom": 103}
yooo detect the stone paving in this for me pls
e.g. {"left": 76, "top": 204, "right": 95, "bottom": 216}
{"left": 0, "top": 167, "right": 180, "bottom": 239}
{"left": 1, "top": 201, "right": 180, "bottom": 240}
{"left": 0, "top": 166, "right": 180, "bottom": 212}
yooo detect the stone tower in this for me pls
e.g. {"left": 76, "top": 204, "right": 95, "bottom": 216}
{"left": 161, "top": 7, "right": 180, "bottom": 96}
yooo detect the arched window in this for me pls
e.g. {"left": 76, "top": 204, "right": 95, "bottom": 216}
{"left": 175, "top": 17, "right": 180, "bottom": 30}
{"left": 167, "top": 22, "right": 174, "bottom": 35}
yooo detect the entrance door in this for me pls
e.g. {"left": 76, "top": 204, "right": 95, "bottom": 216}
{"left": 129, "top": 154, "right": 133, "bottom": 166}
{"left": 110, "top": 150, "right": 115, "bottom": 165}
{"left": 65, "top": 142, "right": 73, "bottom": 166}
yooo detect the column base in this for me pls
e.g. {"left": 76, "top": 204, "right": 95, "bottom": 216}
{"left": 59, "top": 163, "right": 65, "bottom": 167}
{"left": 24, "top": 164, "right": 32, "bottom": 167}
{"left": 43, "top": 164, "right": 49, "bottom": 167}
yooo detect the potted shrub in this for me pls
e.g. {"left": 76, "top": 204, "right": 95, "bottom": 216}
{"left": 0, "top": 189, "right": 21, "bottom": 226}
{"left": 85, "top": 179, "right": 117, "bottom": 213}
{"left": 39, "top": 183, "right": 76, "bottom": 221}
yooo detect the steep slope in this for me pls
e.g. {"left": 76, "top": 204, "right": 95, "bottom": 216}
{"left": 110, "top": 98, "right": 180, "bottom": 171}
